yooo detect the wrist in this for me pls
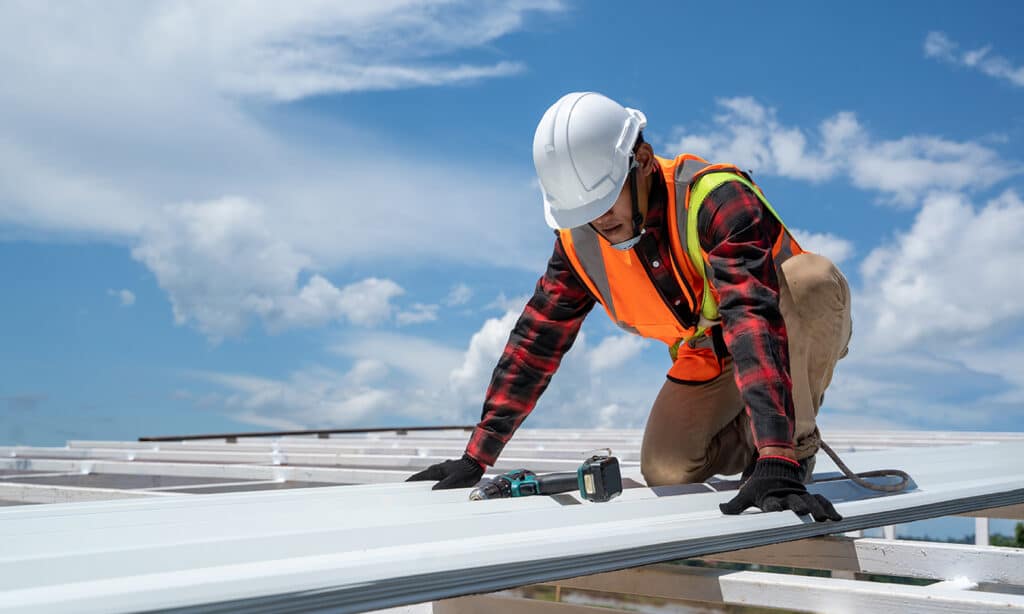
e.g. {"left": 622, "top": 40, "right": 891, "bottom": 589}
{"left": 758, "top": 446, "right": 797, "bottom": 464}
{"left": 750, "top": 456, "right": 806, "bottom": 482}
{"left": 462, "top": 453, "right": 486, "bottom": 471}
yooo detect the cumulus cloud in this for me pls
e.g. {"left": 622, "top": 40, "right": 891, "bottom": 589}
{"left": 485, "top": 292, "right": 533, "bottom": 314}
{"left": 669, "top": 98, "right": 1019, "bottom": 206}
{"left": 0, "top": 2, "right": 561, "bottom": 339}
{"left": 856, "top": 189, "right": 1024, "bottom": 352}
{"left": 815, "top": 189, "right": 1024, "bottom": 431}
{"left": 197, "top": 333, "right": 469, "bottom": 427}
{"left": 449, "top": 311, "right": 521, "bottom": 400}
{"left": 587, "top": 335, "right": 648, "bottom": 372}
{"left": 820, "top": 348, "right": 1024, "bottom": 432}
{"left": 448, "top": 310, "right": 665, "bottom": 429}
{"left": 790, "top": 228, "right": 855, "bottom": 265}
{"left": 107, "top": 289, "right": 136, "bottom": 307}
{"left": 195, "top": 363, "right": 401, "bottom": 427}
{"left": 202, "top": 310, "right": 668, "bottom": 432}
{"left": 132, "top": 196, "right": 404, "bottom": 338}
{"left": 194, "top": 187, "right": 1024, "bottom": 433}
{"left": 925, "top": 31, "right": 1024, "bottom": 87}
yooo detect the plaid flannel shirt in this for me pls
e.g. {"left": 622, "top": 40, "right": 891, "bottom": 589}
{"left": 465, "top": 170, "right": 794, "bottom": 466}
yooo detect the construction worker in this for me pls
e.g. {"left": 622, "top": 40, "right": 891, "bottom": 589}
{"left": 409, "top": 92, "right": 850, "bottom": 522}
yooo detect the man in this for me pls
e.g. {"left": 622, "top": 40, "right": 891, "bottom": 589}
{"left": 409, "top": 92, "right": 851, "bottom": 522}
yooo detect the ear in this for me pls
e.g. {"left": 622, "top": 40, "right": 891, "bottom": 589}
{"left": 635, "top": 142, "right": 657, "bottom": 176}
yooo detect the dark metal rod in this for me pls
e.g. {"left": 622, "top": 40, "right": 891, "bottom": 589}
{"left": 138, "top": 425, "right": 475, "bottom": 443}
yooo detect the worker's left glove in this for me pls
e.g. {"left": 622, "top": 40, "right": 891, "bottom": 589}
{"left": 720, "top": 457, "right": 842, "bottom": 522}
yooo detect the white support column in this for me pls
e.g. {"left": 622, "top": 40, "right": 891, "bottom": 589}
{"left": 976, "top": 517, "right": 990, "bottom": 546}
{"left": 883, "top": 525, "right": 897, "bottom": 540}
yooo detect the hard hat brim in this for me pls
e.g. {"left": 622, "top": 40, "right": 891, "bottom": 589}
{"left": 543, "top": 187, "right": 620, "bottom": 230}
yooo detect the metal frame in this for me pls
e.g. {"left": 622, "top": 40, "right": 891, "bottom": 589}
{"left": 138, "top": 425, "right": 475, "bottom": 443}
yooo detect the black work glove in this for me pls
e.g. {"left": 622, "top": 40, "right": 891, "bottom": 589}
{"left": 406, "top": 454, "right": 485, "bottom": 490}
{"left": 720, "top": 458, "right": 842, "bottom": 522}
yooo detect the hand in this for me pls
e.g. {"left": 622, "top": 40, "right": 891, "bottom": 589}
{"left": 406, "top": 454, "right": 485, "bottom": 490}
{"left": 720, "top": 457, "right": 841, "bottom": 522}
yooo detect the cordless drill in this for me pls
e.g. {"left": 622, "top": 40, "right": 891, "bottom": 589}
{"left": 468, "top": 452, "right": 622, "bottom": 503}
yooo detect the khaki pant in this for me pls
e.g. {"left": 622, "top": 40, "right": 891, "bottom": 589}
{"left": 640, "top": 253, "right": 852, "bottom": 486}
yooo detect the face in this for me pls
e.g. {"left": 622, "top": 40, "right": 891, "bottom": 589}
{"left": 588, "top": 142, "right": 656, "bottom": 244}
{"left": 590, "top": 180, "right": 636, "bottom": 245}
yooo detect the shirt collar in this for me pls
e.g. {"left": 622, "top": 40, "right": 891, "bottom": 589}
{"left": 642, "top": 166, "right": 669, "bottom": 231}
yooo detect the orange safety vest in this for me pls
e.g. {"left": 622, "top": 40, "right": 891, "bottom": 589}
{"left": 559, "top": 154, "right": 803, "bottom": 384}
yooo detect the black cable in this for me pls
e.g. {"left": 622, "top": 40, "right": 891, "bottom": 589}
{"left": 819, "top": 440, "right": 912, "bottom": 493}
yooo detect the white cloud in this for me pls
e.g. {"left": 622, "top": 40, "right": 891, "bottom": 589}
{"left": 196, "top": 187, "right": 1024, "bottom": 434}
{"left": 447, "top": 310, "right": 665, "bottom": 429}
{"left": 850, "top": 136, "right": 1012, "bottom": 205}
{"left": 107, "top": 289, "right": 136, "bottom": 307}
{"left": 286, "top": 276, "right": 404, "bottom": 329}
{"left": 486, "top": 292, "right": 532, "bottom": 313}
{"left": 587, "top": 335, "right": 648, "bottom": 372}
{"left": 673, "top": 97, "right": 844, "bottom": 183}
{"left": 449, "top": 311, "right": 521, "bottom": 401}
{"left": 202, "top": 309, "right": 669, "bottom": 433}
{"left": 789, "top": 228, "right": 855, "bottom": 265}
{"left": 925, "top": 31, "right": 1024, "bottom": 87}
{"left": 923, "top": 31, "right": 957, "bottom": 62}
{"left": 814, "top": 189, "right": 1024, "bottom": 431}
{"left": 332, "top": 332, "right": 467, "bottom": 401}
{"left": 196, "top": 365, "right": 401, "bottom": 427}
{"left": 189, "top": 2, "right": 558, "bottom": 101}
{"left": 195, "top": 332, "right": 470, "bottom": 428}
{"left": 669, "top": 98, "right": 1019, "bottom": 206}
{"left": 856, "top": 189, "right": 1024, "bottom": 352}
{"left": 820, "top": 349, "right": 1024, "bottom": 432}
{"left": 0, "top": 2, "right": 562, "bottom": 339}
{"left": 396, "top": 303, "right": 440, "bottom": 326}
{"left": 444, "top": 283, "right": 474, "bottom": 307}
{"left": 132, "top": 196, "right": 405, "bottom": 338}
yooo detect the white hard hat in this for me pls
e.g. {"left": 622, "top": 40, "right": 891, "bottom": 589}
{"left": 532, "top": 92, "right": 647, "bottom": 230}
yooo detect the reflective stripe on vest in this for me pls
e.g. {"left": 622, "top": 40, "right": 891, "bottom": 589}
{"left": 675, "top": 166, "right": 802, "bottom": 331}
{"left": 567, "top": 224, "right": 642, "bottom": 335}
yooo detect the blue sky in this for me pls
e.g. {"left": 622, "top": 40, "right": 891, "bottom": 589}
{"left": 2, "top": 1, "right": 1024, "bottom": 448}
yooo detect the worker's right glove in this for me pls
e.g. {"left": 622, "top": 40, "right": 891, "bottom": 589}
{"left": 720, "top": 457, "right": 842, "bottom": 522}
{"left": 406, "top": 454, "right": 485, "bottom": 490}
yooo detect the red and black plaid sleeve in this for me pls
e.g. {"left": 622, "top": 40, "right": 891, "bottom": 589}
{"left": 465, "top": 237, "right": 596, "bottom": 466}
{"left": 697, "top": 180, "right": 795, "bottom": 450}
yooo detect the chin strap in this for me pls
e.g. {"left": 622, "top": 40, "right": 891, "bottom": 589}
{"left": 609, "top": 159, "right": 644, "bottom": 251}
